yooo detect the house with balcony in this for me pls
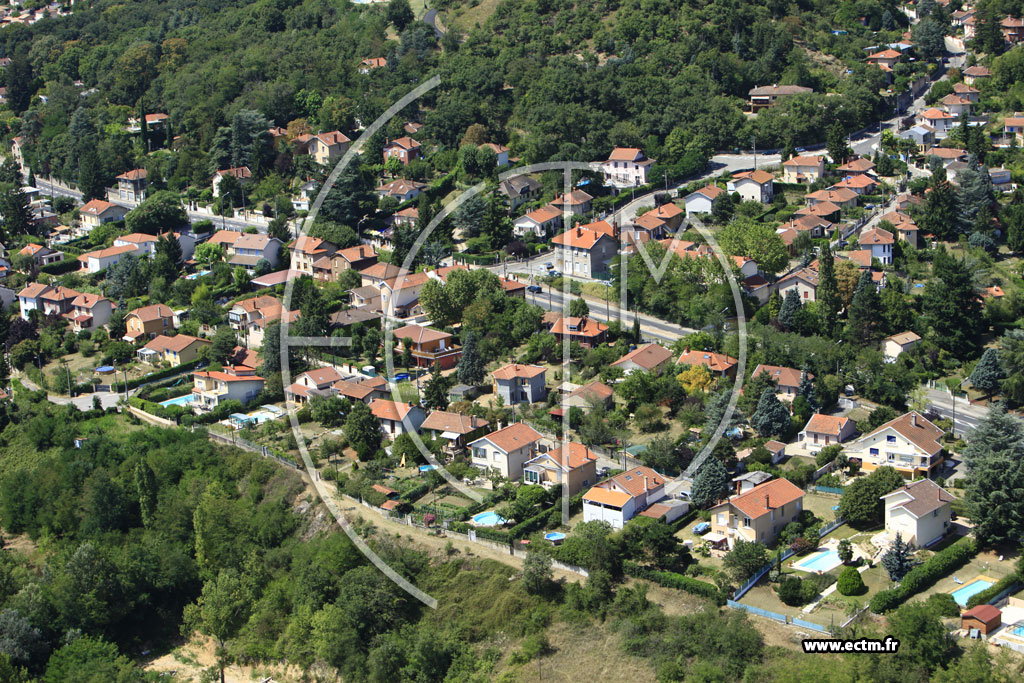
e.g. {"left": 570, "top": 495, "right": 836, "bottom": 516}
{"left": 192, "top": 366, "right": 266, "bottom": 411}
{"left": 492, "top": 363, "right": 547, "bottom": 405}
{"left": 78, "top": 199, "right": 128, "bottom": 234}
{"left": 392, "top": 323, "right": 462, "bottom": 369}
{"left": 124, "top": 303, "right": 177, "bottom": 341}
{"left": 39, "top": 286, "right": 79, "bottom": 318}
{"left": 228, "top": 295, "right": 293, "bottom": 349}
{"left": 859, "top": 227, "right": 894, "bottom": 265}
{"left": 498, "top": 175, "right": 542, "bottom": 210}
{"left": 880, "top": 479, "right": 955, "bottom": 548}
{"left": 369, "top": 399, "right": 426, "bottom": 438}
{"left": 379, "top": 271, "right": 429, "bottom": 318}
{"left": 551, "top": 226, "right": 618, "bottom": 280}
{"left": 138, "top": 334, "right": 210, "bottom": 366}
{"left": 78, "top": 244, "right": 143, "bottom": 274}
{"left": 313, "top": 244, "right": 377, "bottom": 283}
{"left": 847, "top": 411, "right": 945, "bottom": 478}
{"left": 469, "top": 423, "right": 543, "bottom": 480}
{"left": 799, "top": 414, "right": 857, "bottom": 453}
{"left": 115, "top": 169, "right": 148, "bottom": 202}
{"left": 294, "top": 130, "right": 351, "bottom": 165}
{"left": 421, "top": 410, "right": 490, "bottom": 454}
{"left": 513, "top": 205, "right": 562, "bottom": 238}
{"left": 227, "top": 233, "right": 282, "bottom": 271}
{"left": 709, "top": 478, "right": 804, "bottom": 548}
{"left": 748, "top": 84, "right": 813, "bottom": 112}
{"left": 916, "top": 108, "right": 956, "bottom": 137}
{"left": 288, "top": 236, "right": 337, "bottom": 275}
{"left": 523, "top": 443, "right": 598, "bottom": 496}
{"left": 600, "top": 147, "right": 655, "bottom": 187}
{"left": 582, "top": 465, "right": 668, "bottom": 530}
{"left": 750, "top": 364, "right": 809, "bottom": 399}
{"left": 547, "top": 315, "right": 608, "bottom": 348}
{"left": 68, "top": 293, "right": 113, "bottom": 333}
{"left": 677, "top": 348, "right": 738, "bottom": 379}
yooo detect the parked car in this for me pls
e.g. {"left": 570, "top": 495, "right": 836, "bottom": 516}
{"left": 693, "top": 522, "right": 711, "bottom": 535}
{"left": 549, "top": 270, "right": 561, "bottom": 278}
{"left": 544, "top": 262, "right": 554, "bottom": 269}
{"left": 527, "top": 284, "right": 542, "bottom": 293}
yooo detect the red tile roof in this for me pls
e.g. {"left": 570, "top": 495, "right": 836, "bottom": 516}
{"left": 726, "top": 478, "right": 804, "bottom": 520}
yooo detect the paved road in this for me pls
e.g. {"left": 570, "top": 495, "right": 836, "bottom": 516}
{"left": 33, "top": 177, "right": 265, "bottom": 233}
{"left": 16, "top": 373, "right": 124, "bottom": 409}
{"left": 925, "top": 387, "right": 989, "bottom": 437}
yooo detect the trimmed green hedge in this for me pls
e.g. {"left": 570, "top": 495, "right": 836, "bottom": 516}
{"left": 869, "top": 537, "right": 977, "bottom": 613}
{"left": 40, "top": 258, "right": 83, "bottom": 276}
{"left": 966, "top": 574, "right": 1021, "bottom": 610}
{"left": 623, "top": 560, "right": 724, "bottom": 604}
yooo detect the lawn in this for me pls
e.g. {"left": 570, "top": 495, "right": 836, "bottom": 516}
{"left": 801, "top": 492, "right": 843, "bottom": 525}
{"left": 905, "top": 547, "right": 1018, "bottom": 606}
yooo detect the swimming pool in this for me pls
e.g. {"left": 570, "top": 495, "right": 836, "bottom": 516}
{"left": 1013, "top": 625, "right": 1024, "bottom": 637}
{"left": 950, "top": 577, "right": 994, "bottom": 606}
{"left": 472, "top": 511, "right": 507, "bottom": 526}
{"left": 160, "top": 394, "right": 194, "bottom": 408}
{"left": 793, "top": 548, "right": 842, "bottom": 573}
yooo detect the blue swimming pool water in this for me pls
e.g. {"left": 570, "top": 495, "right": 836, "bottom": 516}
{"left": 472, "top": 511, "right": 507, "bottom": 526}
{"left": 160, "top": 394, "right": 194, "bottom": 407}
{"left": 951, "top": 579, "right": 994, "bottom": 606}
{"left": 1013, "top": 625, "right": 1024, "bottom": 637}
{"left": 794, "top": 549, "right": 842, "bottom": 573}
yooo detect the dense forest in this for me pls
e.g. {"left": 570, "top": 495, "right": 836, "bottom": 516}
{"left": 0, "top": 0, "right": 912, "bottom": 195}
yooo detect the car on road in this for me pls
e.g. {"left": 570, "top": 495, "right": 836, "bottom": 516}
{"left": 549, "top": 270, "right": 561, "bottom": 278}
{"left": 795, "top": 146, "right": 806, "bottom": 153}
{"left": 865, "top": 203, "right": 876, "bottom": 209}
{"left": 544, "top": 262, "right": 554, "bottom": 269}
{"left": 527, "top": 285, "right": 542, "bottom": 293}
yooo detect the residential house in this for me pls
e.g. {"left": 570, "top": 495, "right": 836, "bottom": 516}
{"left": 879, "top": 211, "right": 919, "bottom": 247}
{"left": 492, "top": 363, "right": 547, "bottom": 405}
{"left": 866, "top": 48, "right": 902, "bottom": 71}
{"left": 212, "top": 167, "right": 253, "bottom": 197}
{"left": 313, "top": 244, "right": 377, "bottom": 284}
{"left": 77, "top": 244, "right": 142, "bottom": 273}
{"left": 805, "top": 188, "right": 858, "bottom": 209}
{"left": 513, "top": 205, "right": 562, "bottom": 238}
{"left": 709, "top": 478, "right": 804, "bottom": 547}
{"left": 564, "top": 380, "right": 614, "bottom": 411}
{"left": 941, "top": 93, "right": 973, "bottom": 117}
{"left": 633, "top": 202, "right": 685, "bottom": 237}
{"left": 550, "top": 190, "right": 594, "bottom": 216}
{"left": 780, "top": 214, "right": 831, "bottom": 239}
{"left": 38, "top": 286, "right": 79, "bottom": 318}
{"left": 421, "top": 411, "right": 490, "bottom": 454}
{"left": 469, "top": 423, "right": 543, "bottom": 480}
{"left": 360, "top": 262, "right": 404, "bottom": 288}
{"left": 295, "top": 130, "right": 351, "bottom": 165}
{"left": 498, "top": 176, "right": 542, "bottom": 211}
{"left": 359, "top": 57, "right": 387, "bottom": 73}
{"left": 192, "top": 366, "right": 266, "bottom": 411}
{"left": 1004, "top": 115, "right": 1024, "bottom": 144}
{"left": 582, "top": 465, "right": 667, "bottom": 530}
{"left": 747, "top": 84, "right": 813, "bottom": 112}
{"left": 284, "top": 366, "right": 345, "bottom": 404}
{"left": 480, "top": 142, "right": 510, "bottom": 167}
{"left": 113, "top": 233, "right": 159, "bottom": 257}
{"left": 677, "top": 349, "right": 738, "bottom": 379}
{"left": 832, "top": 174, "right": 877, "bottom": 195}
{"left": 961, "top": 605, "right": 1001, "bottom": 636}
{"left": 548, "top": 315, "right": 608, "bottom": 348}
{"left": 523, "top": 443, "right": 598, "bottom": 496}
{"left": 16, "top": 283, "right": 51, "bottom": 320}
{"left": 68, "top": 293, "right": 113, "bottom": 333}
{"left": 370, "top": 399, "right": 426, "bottom": 438}
{"left": 683, "top": 184, "right": 724, "bottom": 216}
{"left": 859, "top": 227, "right": 894, "bottom": 265}
{"left": 551, "top": 226, "right": 618, "bottom": 279}
{"left": 882, "top": 331, "right": 921, "bottom": 360}
{"left": 881, "top": 479, "right": 955, "bottom": 547}
{"left": 17, "top": 243, "right": 63, "bottom": 267}
{"left": 837, "top": 157, "right": 876, "bottom": 176}
{"left": 138, "top": 334, "right": 210, "bottom": 366}
{"left": 764, "top": 441, "right": 786, "bottom": 465}
{"left": 78, "top": 199, "right": 128, "bottom": 233}
{"left": 924, "top": 146, "right": 967, "bottom": 165}
{"left": 124, "top": 303, "right": 177, "bottom": 341}
{"left": 953, "top": 82, "right": 980, "bottom": 102}
{"left": 227, "top": 233, "right": 282, "bottom": 271}
{"left": 916, "top": 108, "right": 956, "bottom": 136}
{"left": 799, "top": 414, "right": 857, "bottom": 453}
{"left": 228, "top": 295, "right": 291, "bottom": 349}
{"left": 392, "top": 323, "right": 462, "bottom": 369}
{"left": 751, "top": 364, "right": 808, "bottom": 399}
{"left": 901, "top": 124, "right": 937, "bottom": 149}
{"left": 379, "top": 271, "right": 430, "bottom": 317}
{"left": 382, "top": 137, "right": 422, "bottom": 165}
{"left": 376, "top": 178, "right": 427, "bottom": 202}
{"left": 727, "top": 170, "right": 775, "bottom": 203}
{"left": 331, "top": 377, "right": 388, "bottom": 405}
{"left": 848, "top": 411, "right": 945, "bottom": 478}
{"left": 392, "top": 206, "right": 418, "bottom": 227}
{"left": 1003, "top": 16, "right": 1024, "bottom": 44}
{"left": 600, "top": 147, "right": 655, "bottom": 187}
{"left": 289, "top": 236, "right": 337, "bottom": 275}
{"left": 990, "top": 167, "right": 1013, "bottom": 192}
{"left": 115, "top": 169, "right": 147, "bottom": 202}
{"left": 733, "top": 471, "right": 773, "bottom": 494}
{"left": 782, "top": 155, "right": 825, "bottom": 183}
{"left": 611, "top": 343, "right": 675, "bottom": 375}
{"left": 775, "top": 267, "right": 819, "bottom": 302}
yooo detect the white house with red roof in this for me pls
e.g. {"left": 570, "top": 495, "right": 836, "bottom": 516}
{"left": 799, "top": 413, "right": 857, "bottom": 453}
{"left": 78, "top": 244, "right": 145, "bottom": 273}
{"left": 916, "top": 108, "right": 956, "bottom": 136}
{"left": 683, "top": 184, "right": 724, "bottom": 216}
{"left": 523, "top": 443, "right": 599, "bottom": 496}
{"left": 78, "top": 199, "right": 128, "bottom": 234}
{"left": 727, "top": 170, "right": 775, "bottom": 203}
{"left": 881, "top": 479, "right": 955, "bottom": 547}
{"left": 848, "top": 411, "right": 945, "bottom": 478}
{"left": 370, "top": 398, "right": 426, "bottom": 437}
{"left": 376, "top": 178, "right": 427, "bottom": 202}
{"left": 469, "top": 423, "right": 543, "bottom": 479}
{"left": 611, "top": 343, "right": 675, "bottom": 375}
{"left": 782, "top": 155, "right": 825, "bottom": 183}
{"left": 582, "top": 465, "right": 668, "bottom": 529}
{"left": 211, "top": 167, "right": 253, "bottom": 197}
{"left": 600, "top": 147, "right": 655, "bottom": 187}
{"left": 492, "top": 363, "right": 547, "bottom": 405}
{"left": 192, "top": 366, "right": 266, "bottom": 410}
{"left": 513, "top": 205, "right": 562, "bottom": 238}
{"left": 859, "top": 227, "right": 894, "bottom": 265}
{"left": 284, "top": 366, "right": 345, "bottom": 404}
{"left": 17, "top": 282, "right": 52, "bottom": 320}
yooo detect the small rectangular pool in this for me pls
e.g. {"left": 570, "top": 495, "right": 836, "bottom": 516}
{"left": 950, "top": 577, "right": 994, "bottom": 606}
{"left": 793, "top": 548, "right": 842, "bottom": 573}
{"left": 160, "top": 394, "right": 194, "bottom": 408}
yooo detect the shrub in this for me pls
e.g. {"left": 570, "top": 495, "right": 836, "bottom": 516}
{"left": 622, "top": 561, "right": 723, "bottom": 604}
{"left": 926, "top": 592, "right": 961, "bottom": 618}
{"left": 869, "top": 537, "right": 978, "bottom": 613}
{"left": 965, "top": 571, "right": 1022, "bottom": 609}
{"left": 837, "top": 566, "right": 866, "bottom": 596}
{"left": 790, "top": 537, "right": 814, "bottom": 555}
{"left": 777, "top": 577, "right": 805, "bottom": 606}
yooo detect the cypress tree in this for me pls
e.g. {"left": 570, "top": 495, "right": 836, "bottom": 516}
{"left": 817, "top": 243, "right": 840, "bottom": 337}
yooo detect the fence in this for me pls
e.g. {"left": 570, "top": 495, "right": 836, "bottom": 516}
{"left": 732, "top": 518, "right": 845, "bottom": 600}
{"left": 127, "top": 405, "right": 176, "bottom": 428}
{"left": 726, "top": 601, "right": 834, "bottom": 633}
{"left": 792, "top": 617, "right": 831, "bottom": 634}
{"left": 814, "top": 486, "right": 845, "bottom": 496}
{"left": 206, "top": 430, "right": 301, "bottom": 470}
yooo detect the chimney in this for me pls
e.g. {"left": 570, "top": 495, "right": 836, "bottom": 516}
{"left": 911, "top": 413, "right": 917, "bottom": 427}
{"left": 642, "top": 475, "right": 649, "bottom": 491}
{"left": 764, "top": 494, "right": 771, "bottom": 510}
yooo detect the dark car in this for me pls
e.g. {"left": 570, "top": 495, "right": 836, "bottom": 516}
{"left": 527, "top": 284, "right": 542, "bottom": 293}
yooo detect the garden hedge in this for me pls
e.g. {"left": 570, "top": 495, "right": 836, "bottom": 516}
{"left": 869, "top": 537, "right": 977, "bottom": 613}
{"left": 965, "top": 573, "right": 1022, "bottom": 610}
{"left": 110, "top": 359, "right": 203, "bottom": 392}
{"left": 623, "top": 560, "right": 724, "bottom": 604}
